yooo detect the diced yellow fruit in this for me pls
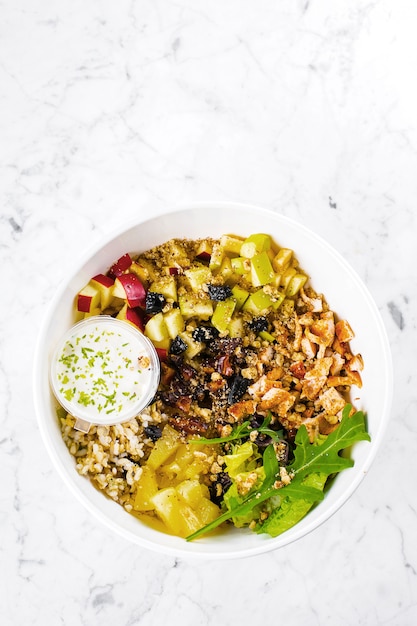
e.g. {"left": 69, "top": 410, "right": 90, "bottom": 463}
{"left": 272, "top": 248, "right": 293, "bottom": 273}
{"left": 228, "top": 316, "right": 244, "bottom": 338}
{"left": 152, "top": 337, "right": 171, "bottom": 350}
{"left": 209, "top": 243, "right": 224, "bottom": 271}
{"left": 211, "top": 298, "right": 236, "bottom": 333}
{"left": 271, "top": 292, "right": 286, "bottom": 310}
{"left": 231, "top": 256, "right": 250, "bottom": 275}
{"left": 147, "top": 424, "right": 182, "bottom": 470}
{"left": 231, "top": 285, "right": 249, "bottom": 310}
{"left": 240, "top": 233, "right": 271, "bottom": 258}
{"left": 151, "top": 488, "right": 186, "bottom": 535}
{"left": 178, "top": 294, "right": 213, "bottom": 319}
{"left": 250, "top": 252, "right": 275, "bottom": 287}
{"left": 144, "top": 312, "right": 170, "bottom": 342}
{"left": 184, "top": 266, "right": 212, "bottom": 292}
{"left": 219, "top": 234, "right": 244, "bottom": 255}
{"left": 150, "top": 277, "right": 177, "bottom": 302}
{"left": 133, "top": 466, "right": 158, "bottom": 511}
{"left": 176, "top": 479, "right": 207, "bottom": 508}
{"left": 195, "top": 497, "right": 221, "bottom": 526}
{"left": 163, "top": 308, "right": 185, "bottom": 339}
{"left": 286, "top": 273, "right": 308, "bottom": 296}
{"left": 242, "top": 289, "right": 274, "bottom": 314}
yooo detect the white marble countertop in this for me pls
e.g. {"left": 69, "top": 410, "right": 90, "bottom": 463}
{"left": 1, "top": 0, "right": 416, "bottom": 624}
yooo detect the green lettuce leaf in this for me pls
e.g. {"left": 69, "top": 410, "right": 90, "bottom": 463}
{"left": 186, "top": 405, "right": 370, "bottom": 541}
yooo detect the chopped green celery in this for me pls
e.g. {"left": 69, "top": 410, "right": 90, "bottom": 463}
{"left": 259, "top": 330, "right": 275, "bottom": 342}
{"left": 240, "top": 234, "right": 271, "bottom": 258}
{"left": 184, "top": 266, "right": 212, "bottom": 292}
{"left": 231, "top": 256, "right": 250, "bottom": 275}
{"left": 250, "top": 252, "right": 275, "bottom": 287}
{"left": 219, "top": 235, "right": 244, "bottom": 255}
{"left": 242, "top": 289, "right": 274, "bottom": 314}
{"left": 231, "top": 284, "right": 249, "bottom": 310}
{"left": 286, "top": 273, "right": 307, "bottom": 296}
{"left": 211, "top": 298, "right": 236, "bottom": 332}
{"left": 272, "top": 248, "right": 293, "bottom": 273}
{"left": 178, "top": 294, "right": 213, "bottom": 319}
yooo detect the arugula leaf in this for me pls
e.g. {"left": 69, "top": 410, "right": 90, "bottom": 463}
{"left": 186, "top": 405, "right": 370, "bottom": 541}
{"left": 190, "top": 413, "right": 283, "bottom": 445}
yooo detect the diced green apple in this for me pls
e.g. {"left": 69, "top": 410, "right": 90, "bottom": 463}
{"left": 231, "top": 284, "right": 249, "bottom": 310}
{"left": 184, "top": 266, "right": 212, "bottom": 292}
{"left": 250, "top": 252, "right": 274, "bottom": 287}
{"left": 196, "top": 240, "right": 212, "bottom": 262}
{"left": 178, "top": 294, "right": 213, "bottom": 320}
{"left": 219, "top": 234, "right": 244, "bottom": 255}
{"left": 272, "top": 248, "right": 293, "bottom": 273}
{"left": 163, "top": 308, "right": 185, "bottom": 339}
{"left": 178, "top": 331, "right": 203, "bottom": 358}
{"left": 211, "top": 298, "right": 236, "bottom": 333}
{"left": 149, "top": 277, "right": 177, "bottom": 302}
{"left": 280, "top": 267, "right": 297, "bottom": 291}
{"left": 242, "top": 289, "right": 274, "bottom": 314}
{"left": 208, "top": 243, "right": 224, "bottom": 271}
{"left": 228, "top": 316, "right": 244, "bottom": 338}
{"left": 286, "top": 273, "right": 308, "bottom": 296}
{"left": 231, "top": 257, "right": 250, "bottom": 275}
{"left": 240, "top": 234, "right": 271, "bottom": 259}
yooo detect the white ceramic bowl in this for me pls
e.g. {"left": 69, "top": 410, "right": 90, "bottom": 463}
{"left": 33, "top": 203, "right": 393, "bottom": 559}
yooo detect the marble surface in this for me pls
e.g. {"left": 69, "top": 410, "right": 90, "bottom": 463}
{"left": 1, "top": 0, "right": 416, "bottom": 624}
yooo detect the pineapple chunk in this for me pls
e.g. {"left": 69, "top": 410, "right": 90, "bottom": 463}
{"left": 133, "top": 466, "right": 158, "bottom": 511}
{"left": 147, "top": 424, "right": 182, "bottom": 470}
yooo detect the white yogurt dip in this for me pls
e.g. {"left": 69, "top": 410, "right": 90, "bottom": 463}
{"left": 50, "top": 316, "right": 160, "bottom": 428}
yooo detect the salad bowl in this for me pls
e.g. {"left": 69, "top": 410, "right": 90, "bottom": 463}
{"left": 33, "top": 202, "right": 392, "bottom": 559}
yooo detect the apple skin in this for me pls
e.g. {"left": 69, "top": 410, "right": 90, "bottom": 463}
{"left": 108, "top": 253, "right": 132, "bottom": 278}
{"left": 91, "top": 274, "right": 115, "bottom": 309}
{"left": 155, "top": 347, "right": 168, "bottom": 362}
{"left": 77, "top": 283, "right": 100, "bottom": 312}
{"left": 125, "top": 307, "right": 145, "bottom": 331}
{"left": 114, "top": 273, "right": 146, "bottom": 308}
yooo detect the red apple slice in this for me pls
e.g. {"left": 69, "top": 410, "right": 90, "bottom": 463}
{"left": 108, "top": 253, "right": 132, "bottom": 278}
{"left": 91, "top": 274, "right": 115, "bottom": 309}
{"left": 117, "top": 303, "right": 145, "bottom": 331}
{"left": 77, "top": 283, "right": 100, "bottom": 313}
{"left": 113, "top": 273, "right": 146, "bottom": 308}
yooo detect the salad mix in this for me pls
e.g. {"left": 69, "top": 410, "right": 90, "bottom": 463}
{"left": 58, "top": 232, "right": 369, "bottom": 539}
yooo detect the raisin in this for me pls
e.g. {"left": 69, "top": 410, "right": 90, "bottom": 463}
{"left": 145, "top": 291, "right": 166, "bottom": 313}
{"left": 192, "top": 326, "right": 219, "bottom": 342}
{"left": 248, "top": 316, "right": 268, "bottom": 332}
{"left": 207, "top": 284, "right": 233, "bottom": 301}
{"left": 209, "top": 472, "right": 232, "bottom": 505}
{"left": 144, "top": 425, "right": 162, "bottom": 441}
{"left": 169, "top": 336, "right": 188, "bottom": 355}
{"left": 228, "top": 374, "right": 250, "bottom": 404}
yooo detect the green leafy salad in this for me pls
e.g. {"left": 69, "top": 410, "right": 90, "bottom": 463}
{"left": 187, "top": 405, "right": 369, "bottom": 540}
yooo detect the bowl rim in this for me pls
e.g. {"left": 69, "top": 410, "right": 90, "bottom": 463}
{"left": 33, "top": 201, "right": 393, "bottom": 559}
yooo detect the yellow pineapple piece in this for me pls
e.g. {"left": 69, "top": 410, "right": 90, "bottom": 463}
{"left": 133, "top": 466, "right": 158, "bottom": 511}
{"left": 146, "top": 424, "right": 182, "bottom": 470}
